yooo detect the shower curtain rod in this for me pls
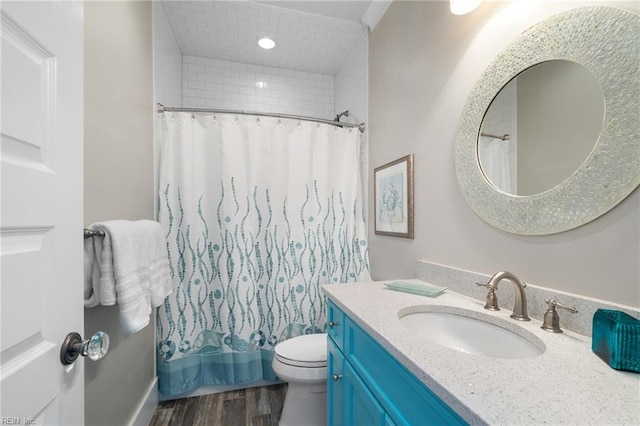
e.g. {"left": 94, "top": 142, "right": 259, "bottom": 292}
{"left": 480, "top": 132, "right": 511, "bottom": 141}
{"left": 156, "top": 103, "right": 366, "bottom": 133}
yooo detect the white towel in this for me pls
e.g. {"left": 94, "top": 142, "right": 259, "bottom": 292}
{"left": 83, "top": 237, "right": 101, "bottom": 308}
{"left": 85, "top": 220, "right": 172, "bottom": 334}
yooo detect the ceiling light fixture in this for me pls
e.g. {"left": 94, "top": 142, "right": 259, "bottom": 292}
{"left": 258, "top": 37, "right": 276, "bottom": 50}
{"left": 450, "top": 0, "right": 482, "bottom": 15}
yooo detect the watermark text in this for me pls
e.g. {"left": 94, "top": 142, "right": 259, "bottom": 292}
{"left": 1, "top": 418, "right": 35, "bottom": 425}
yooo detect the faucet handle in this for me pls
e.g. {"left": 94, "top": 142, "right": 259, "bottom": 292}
{"left": 545, "top": 299, "right": 578, "bottom": 313}
{"left": 476, "top": 282, "right": 500, "bottom": 311}
{"left": 541, "top": 299, "right": 578, "bottom": 333}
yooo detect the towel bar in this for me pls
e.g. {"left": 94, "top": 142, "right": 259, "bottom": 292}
{"left": 84, "top": 229, "right": 105, "bottom": 239}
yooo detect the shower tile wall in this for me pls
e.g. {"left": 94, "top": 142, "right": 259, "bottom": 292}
{"left": 333, "top": 29, "right": 369, "bottom": 222}
{"left": 334, "top": 30, "right": 368, "bottom": 125}
{"left": 182, "top": 55, "right": 335, "bottom": 119}
{"left": 154, "top": 3, "right": 182, "bottom": 107}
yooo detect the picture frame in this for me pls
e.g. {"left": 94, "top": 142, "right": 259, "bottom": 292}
{"left": 374, "top": 154, "right": 414, "bottom": 239}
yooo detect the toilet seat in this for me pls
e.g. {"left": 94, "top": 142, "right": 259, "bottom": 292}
{"left": 274, "top": 333, "right": 327, "bottom": 368}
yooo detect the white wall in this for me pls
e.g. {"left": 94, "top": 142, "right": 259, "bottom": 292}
{"left": 153, "top": 3, "right": 182, "bottom": 107}
{"left": 182, "top": 55, "right": 335, "bottom": 119}
{"left": 369, "top": 0, "right": 639, "bottom": 307}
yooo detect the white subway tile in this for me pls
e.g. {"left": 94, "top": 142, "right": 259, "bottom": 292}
{"left": 231, "top": 62, "right": 248, "bottom": 71}
{"left": 188, "top": 64, "right": 206, "bottom": 73}
{"left": 184, "top": 97, "right": 206, "bottom": 107}
{"left": 183, "top": 88, "right": 202, "bottom": 98}
{"left": 197, "top": 57, "right": 214, "bottom": 66}
{"left": 231, "top": 93, "right": 249, "bottom": 102}
{"left": 197, "top": 73, "right": 214, "bottom": 83}
{"left": 189, "top": 80, "right": 206, "bottom": 89}
{"left": 214, "top": 74, "right": 233, "bottom": 84}
{"left": 181, "top": 55, "right": 338, "bottom": 121}
{"left": 205, "top": 82, "right": 223, "bottom": 92}
{"left": 238, "top": 86, "right": 256, "bottom": 96}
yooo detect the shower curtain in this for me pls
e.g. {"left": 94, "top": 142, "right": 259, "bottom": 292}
{"left": 156, "top": 111, "right": 370, "bottom": 396}
{"left": 478, "top": 136, "right": 516, "bottom": 194}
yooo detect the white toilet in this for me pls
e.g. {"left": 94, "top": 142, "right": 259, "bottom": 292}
{"left": 272, "top": 333, "right": 328, "bottom": 426}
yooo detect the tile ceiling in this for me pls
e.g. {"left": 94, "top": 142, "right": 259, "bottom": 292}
{"left": 161, "top": 1, "right": 367, "bottom": 75}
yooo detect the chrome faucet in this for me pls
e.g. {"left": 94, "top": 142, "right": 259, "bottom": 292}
{"left": 476, "top": 271, "right": 530, "bottom": 321}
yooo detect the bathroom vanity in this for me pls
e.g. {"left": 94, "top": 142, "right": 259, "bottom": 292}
{"left": 326, "top": 299, "right": 465, "bottom": 425}
{"left": 323, "top": 281, "right": 640, "bottom": 425}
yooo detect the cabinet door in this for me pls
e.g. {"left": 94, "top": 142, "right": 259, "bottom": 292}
{"left": 328, "top": 337, "right": 344, "bottom": 425}
{"left": 344, "top": 362, "right": 388, "bottom": 426}
{"left": 345, "top": 317, "right": 466, "bottom": 425}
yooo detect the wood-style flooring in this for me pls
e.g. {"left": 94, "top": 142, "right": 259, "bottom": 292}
{"left": 149, "top": 383, "right": 287, "bottom": 426}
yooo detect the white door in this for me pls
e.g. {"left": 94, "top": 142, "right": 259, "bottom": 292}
{"left": 1, "top": 1, "right": 84, "bottom": 425}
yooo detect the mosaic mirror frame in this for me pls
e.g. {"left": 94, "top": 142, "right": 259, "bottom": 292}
{"left": 454, "top": 6, "right": 640, "bottom": 235}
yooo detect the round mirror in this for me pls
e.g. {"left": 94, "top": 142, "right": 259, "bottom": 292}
{"left": 455, "top": 6, "right": 640, "bottom": 235}
{"left": 478, "top": 60, "right": 604, "bottom": 196}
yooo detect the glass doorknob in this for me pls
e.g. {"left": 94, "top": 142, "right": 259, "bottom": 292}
{"left": 60, "top": 331, "right": 110, "bottom": 365}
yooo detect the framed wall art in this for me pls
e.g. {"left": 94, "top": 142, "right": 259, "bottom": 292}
{"left": 374, "top": 154, "right": 414, "bottom": 238}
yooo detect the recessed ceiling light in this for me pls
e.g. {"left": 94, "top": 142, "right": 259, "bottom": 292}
{"left": 258, "top": 37, "right": 276, "bottom": 50}
{"left": 450, "top": 0, "right": 482, "bottom": 15}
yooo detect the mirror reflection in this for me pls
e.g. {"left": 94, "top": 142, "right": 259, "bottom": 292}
{"left": 477, "top": 60, "right": 604, "bottom": 196}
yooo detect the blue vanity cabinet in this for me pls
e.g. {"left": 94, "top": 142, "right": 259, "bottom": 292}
{"left": 326, "top": 300, "right": 467, "bottom": 426}
{"left": 329, "top": 338, "right": 392, "bottom": 426}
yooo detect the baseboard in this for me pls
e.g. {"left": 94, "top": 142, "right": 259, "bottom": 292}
{"left": 128, "top": 377, "right": 158, "bottom": 426}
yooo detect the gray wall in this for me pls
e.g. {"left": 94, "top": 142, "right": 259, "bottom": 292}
{"left": 84, "top": 2, "right": 155, "bottom": 425}
{"left": 517, "top": 60, "right": 604, "bottom": 195}
{"left": 369, "top": 0, "right": 639, "bottom": 307}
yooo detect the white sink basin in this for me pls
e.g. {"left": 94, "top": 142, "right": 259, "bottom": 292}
{"left": 399, "top": 308, "right": 545, "bottom": 359}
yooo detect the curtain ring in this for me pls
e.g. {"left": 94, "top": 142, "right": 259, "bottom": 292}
{"left": 191, "top": 114, "right": 195, "bottom": 121}
{"left": 256, "top": 117, "right": 261, "bottom": 126}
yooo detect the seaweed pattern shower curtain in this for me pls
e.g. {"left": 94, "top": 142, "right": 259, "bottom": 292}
{"left": 156, "top": 111, "right": 370, "bottom": 396}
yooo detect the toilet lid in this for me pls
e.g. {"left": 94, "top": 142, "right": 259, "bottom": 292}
{"left": 274, "top": 333, "right": 327, "bottom": 368}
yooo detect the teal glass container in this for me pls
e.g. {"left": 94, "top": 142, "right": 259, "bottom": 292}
{"left": 592, "top": 309, "right": 640, "bottom": 373}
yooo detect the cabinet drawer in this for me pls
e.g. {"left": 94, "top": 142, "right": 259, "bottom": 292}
{"left": 327, "top": 299, "right": 345, "bottom": 350}
{"left": 345, "top": 317, "right": 466, "bottom": 426}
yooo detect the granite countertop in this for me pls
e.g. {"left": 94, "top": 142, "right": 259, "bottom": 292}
{"left": 322, "top": 280, "right": 640, "bottom": 425}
